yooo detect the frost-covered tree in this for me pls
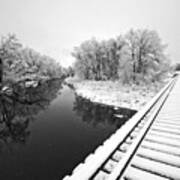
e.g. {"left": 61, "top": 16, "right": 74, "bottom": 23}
{"left": 72, "top": 37, "right": 126, "bottom": 80}
{"left": 124, "top": 29, "right": 169, "bottom": 83}
{"left": 0, "top": 34, "right": 22, "bottom": 83}
{"left": 0, "top": 34, "right": 63, "bottom": 85}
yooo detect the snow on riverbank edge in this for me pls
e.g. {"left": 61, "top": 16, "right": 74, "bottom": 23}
{"left": 66, "top": 78, "right": 168, "bottom": 111}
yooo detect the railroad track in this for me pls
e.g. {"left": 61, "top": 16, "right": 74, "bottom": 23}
{"left": 63, "top": 76, "right": 179, "bottom": 180}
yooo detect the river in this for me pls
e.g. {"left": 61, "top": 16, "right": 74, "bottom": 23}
{"left": 0, "top": 79, "right": 136, "bottom": 180}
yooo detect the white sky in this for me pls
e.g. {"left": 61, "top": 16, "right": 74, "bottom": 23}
{"left": 0, "top": 0, "right": 179, "bottom": 67}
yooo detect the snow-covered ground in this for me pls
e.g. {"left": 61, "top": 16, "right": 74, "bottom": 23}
{"left": 66, "top": 78, "right": 167, "bottom": 111}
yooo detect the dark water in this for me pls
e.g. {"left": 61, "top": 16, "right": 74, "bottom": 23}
{"left": 0, "top": 80, "right": 136, "bottom": 180}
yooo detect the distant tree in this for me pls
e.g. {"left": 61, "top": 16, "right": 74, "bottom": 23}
{"left": 125, "top": 29, "right": 139, "bottom": 81}
{"left": 71, "top": 29, "right": 171, "bottom": 83}
{"left": 72, "top": 37, "right": 126, "bottom": 80}
{"left": 124, "top": 29, "right": 168, "bottom": 83}
{"left": 101, "top": 37, "right": 125, "bottom": 80}
{"left": 0, "top": 58, "right": 3, "bottom": 84}
{"left": 0, "top": 34, "right": 22, "bottom": 84}
{"left": 0, "top": 34, "right": 63, "bottom": 85}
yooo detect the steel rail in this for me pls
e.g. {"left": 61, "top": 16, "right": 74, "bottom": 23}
{"left": 107, "top": 77, "right": 177, "bottom": 180}
{"left": 63, "top": 77, "right": 177, "bottom": 180}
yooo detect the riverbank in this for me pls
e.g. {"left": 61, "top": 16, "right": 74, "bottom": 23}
{"left": 66, "top": 77, "right": 169, "bottom": 111}
{"left": 0, "top": 76, "right": 65, "bottom": 96}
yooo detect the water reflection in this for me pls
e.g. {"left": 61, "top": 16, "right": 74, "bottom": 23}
{"left": 0, "top": 81, "right": 137, "bottom": 180}
{"left": 0, "top": 80, "right": 136, "bottom": 153}
{"left": 73, "top": 96, "right": 136, "bottom": 128}
{"left": 0, "top": 79, "right": 63, "bottom": 152}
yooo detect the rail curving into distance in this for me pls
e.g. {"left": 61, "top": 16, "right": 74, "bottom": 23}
{"left": 63, "top": 76, "right": 178, "bottom": 180}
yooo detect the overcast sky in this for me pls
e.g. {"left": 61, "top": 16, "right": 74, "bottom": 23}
{"left": 0, "top": 0, "right": 179, "bottom": 67}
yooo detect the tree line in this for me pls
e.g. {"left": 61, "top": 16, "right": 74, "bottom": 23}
{"left": 72, "top": 29, "right": 170, "bottom": 83}
{"left": 0, "top": 34, "right": 63, "bottom": 86}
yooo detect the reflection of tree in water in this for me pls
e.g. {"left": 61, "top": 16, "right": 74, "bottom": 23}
{"left": 73, "top": 96, "right": 136, "bottom": 128}
{"left": 0, "top": 79, "right": 63, "bottom": 152}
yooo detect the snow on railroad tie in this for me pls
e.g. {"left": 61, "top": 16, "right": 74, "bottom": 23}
{"left": 63, "top": 76, "right": 180, "bottom": 180}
